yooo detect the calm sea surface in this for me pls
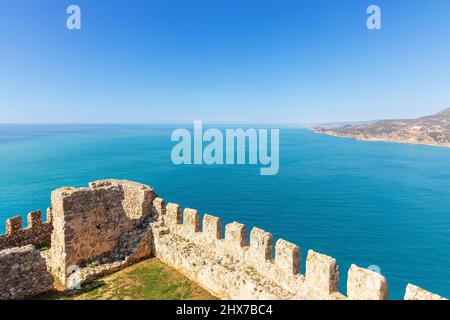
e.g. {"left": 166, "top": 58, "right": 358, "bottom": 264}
{"left": 1, "top": 124, "right": 450, "bottom": 299}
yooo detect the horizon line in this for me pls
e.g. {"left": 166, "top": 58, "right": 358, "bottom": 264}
{"left": 0, "top": 121, "right": 312, "bottom": 126}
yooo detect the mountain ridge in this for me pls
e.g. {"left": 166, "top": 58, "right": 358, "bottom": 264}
{"left": 314, "top": 108, "right": 450, "bottom": 147}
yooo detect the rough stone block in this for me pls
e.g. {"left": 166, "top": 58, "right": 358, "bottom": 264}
{"left": 275, "top": 239, "right": 300, "bottom": 274}
{"left": 250, "top": 228, "right": 274, "bottom": 261}
{"left": 27, "top": 210, "right": 43, "bottom": 228}
{"left": 152, "top": 197, "right": 166, "bottom": 217}
{"left": 46, "top": 207, "right": 53, "bottom": 223}
{"left": 305, "top": 250, "right": 339, "bottom": 298}
{"left": 404, "top": 284, "right": 446, "bottom": 300}
{"left": 183, "top": 208, "right": 200, "bottom": 233}
{"left": 166, "top": 203, "right": 182, "bottom": 225}
{"left": 202, "top": 214, "right": 222, "bottom": 240}
{"left": 225, "top": 222, "right": 248, "bottom": 247}
{"left": 347, "top": 264, "right": 388, "bottom": 300}
{"left": 6, "top": 216, "right": 22, "bottom": 235}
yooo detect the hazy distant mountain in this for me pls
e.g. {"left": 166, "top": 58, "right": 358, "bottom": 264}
{"left": 305, "top": 120, "right": 376, "bottom": 129}
{"left": 314, "top": 108, "right": 450, "bottom": 147}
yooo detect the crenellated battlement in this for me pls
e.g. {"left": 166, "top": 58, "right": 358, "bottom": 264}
{"left": 0, "top": 209, "right": 53, "bottom": 251}
{"left": 151, "top": 197, "right": 446, "bottom": 300}
{"left": 0, "top": 180, "right": 447, "bottom": 300}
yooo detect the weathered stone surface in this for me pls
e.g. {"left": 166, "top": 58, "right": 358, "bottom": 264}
{"left": 347, "top": 264, "right": 388, "bottom": 300}
{"left": 225, "top": 222, "right": 248, "bottom": 247}
{"left": 0, "top": 245, "right": 53, "bottom": 300}
{"left": 404, "top": 284, "right": 446, "bottom": 300}
{"left": 0, "top": 211, "right": 52, "bottom": 251}
{"left": 152, "top": 197, "right": 166, "bottom": 218}
{"left": 48, "top": 180, "right": 154, "bottom": 288}
{"left": 250, "top": 227, "right": 273, "bottom": 262}
{"left": 305, "top": 250, "right": 339, "bottom": 299}
{"left": 166, "top": 203, "right": 182, "bottom": 225}
{"left": 275, "top": 239, "right": 300, "bottom": 274}
{"left": 202, "top": 214, "right": 222, "bottom": 241}
{"left": 152, "top": 227, "right": 293, "bottom": 300}
{"left": 183, "top": 208, "right": 200, "bottom": 233}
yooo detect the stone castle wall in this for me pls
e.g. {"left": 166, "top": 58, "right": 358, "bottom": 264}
{"left": 0, "top": 210, "right": 53, "bottom": 251}
{"left": 151, "top": 199, "right": 389, "bottom": 299}
{"left": 151, "top": 196, "right": 446, "bottom": 300}
{"left": 0, "top": 245, "right": 53, "bottom": 299}
{"left": 48, "top": 180, "right": 155, "bottom": 287}
{"left": 0, "top": 179, "right": 446, "bottom": 300}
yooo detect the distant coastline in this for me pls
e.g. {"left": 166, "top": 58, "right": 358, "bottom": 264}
{"left": 313, "top": 108, "right": 450, "bottom": 149}
{"left": 313, "top": 129, "right": 450, "bottom": 149}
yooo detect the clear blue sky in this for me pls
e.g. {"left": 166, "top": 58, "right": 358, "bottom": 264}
{"left": 1, "top": 0, "right": 450, "bottom": 123}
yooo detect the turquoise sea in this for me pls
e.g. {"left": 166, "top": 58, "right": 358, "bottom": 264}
{"left": 1, "top": 124, "right": 450, "bottom": 299}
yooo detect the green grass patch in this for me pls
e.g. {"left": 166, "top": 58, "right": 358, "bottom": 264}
{"left": 36, "top": 244, "right": 51, "bottom": 252}
{"left": 38, "top": 258, "right": 216, "bottom": 300}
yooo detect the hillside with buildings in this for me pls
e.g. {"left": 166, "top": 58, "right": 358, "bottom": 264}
{"left": 314, "top": 108, "right": 450, "bottom": 147}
